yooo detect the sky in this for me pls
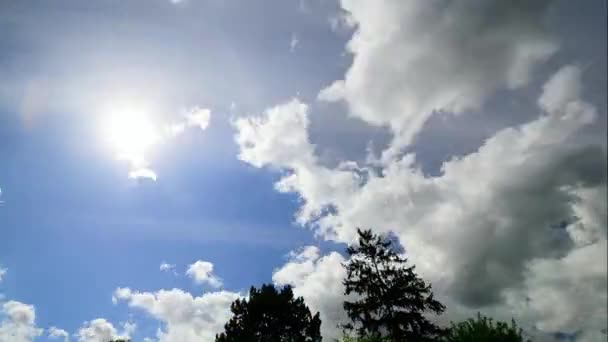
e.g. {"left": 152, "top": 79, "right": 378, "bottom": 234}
{"left": 0, "top": 0, "right": 606, "bottom": 341}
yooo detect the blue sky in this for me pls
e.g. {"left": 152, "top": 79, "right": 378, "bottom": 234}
{"left": 0, "top": 94, "right": 340, "bottom": 339}
{"left": 0, "top": 1, "right": 606, "bottom": 342}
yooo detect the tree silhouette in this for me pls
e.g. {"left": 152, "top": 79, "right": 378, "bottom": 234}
{"left": 444, "top": 313, "right": 530, "bottom": 342}
{"left": 342, "top": 229, "right": 445, "bottom": 341}
{"left": 216, "top": 284, "right": 322, "bottom": 342}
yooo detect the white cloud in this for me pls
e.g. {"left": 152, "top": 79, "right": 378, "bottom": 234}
{"left": 76, "top": 318, "right": 134, "bottom": 342}
{"left": 121, "top": 321, "right": 136, "bottom": 337}
{"left": 128, "top": 168, "right": 158, "bottom": 181}
{"left": 160, "top": 262, "right": 177, "bottom": 274}
{"left": 320, "top": 0, "right": 558, "bottom": 154}
{"left": 0, "top": 300, "right": 43, "bottom": 342}
{"left": 236, "top": 65, "right": 607, "bottom": 340}
{"left": 184, "top": 107, "right": 211, "bottom": 131}
{"left": 112, "top": 287, "right": 131, "bottom": 305}
{"left": 273, "top": 247, "right": 348, "bottom": 340}
{"left": 113, "top": 287, "right": 240, "bottom": 342}
{"left": 77, "top": 319, "right": 127, "bottom": 342}
{"left": 48, "top": 326, "right": 69, "bottom": 342}
{"left": 185, "top": 261, "right": 222, "bottom": 288}
{"left": 235, "top": 99, "right": 315, "bottom": 169}
{"left": 168, "top": 107, "right": 211, "bottom": 136}
{"left": 0, "top": 268, "right": 6, "bottom": 283}
{"left": 234, "top": 99, "right": 358, "bottom": 230}
{"left": 290, "top": 34, "right": 299, "bottom": 53}
{"left": 538, "top": 65, "right": 583, "bottom": 114}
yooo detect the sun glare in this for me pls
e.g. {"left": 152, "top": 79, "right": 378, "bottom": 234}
{"left": 103, "top": 109, "right": 162, "bottom": 181}
{"left": 105, "top": 112, "right": 160, "bottom": 155}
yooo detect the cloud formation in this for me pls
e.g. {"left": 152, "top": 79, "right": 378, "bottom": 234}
{"left": 520, "top": 240, "right": 607, "bottom": 341}
{"left": 77, "top": 319, "right": 134, "bottom": 342}
{"left": 236, "top": 65, "right": 607, "bottom": 340}
{"left": 48, "top": 326, "right": 69, "bottom": 342}
{"left": 113, "top": 287, "right": 240, "bottom": 342}
{"left": 273, "top": 246, "right": 348, "bottom": 340}
{"left": 77, "top": 319, "right": 123, "bottom": 342}
{"left": 168, "top": 107, "right": 211, "bottom": 136}
{"left": 0, "top": 301, "right": 43, "bottom": 342}
{"left": 0, "top": 268, "right": 6, "bottom": 283}
{"left": 319, "top": 0, "right": 558, "bottom": 154}
{"left": 186, "top": 260, "right": 222, "bottom": 288}
{"left": 160, "top": 262, "right": 177, "bottom": 274}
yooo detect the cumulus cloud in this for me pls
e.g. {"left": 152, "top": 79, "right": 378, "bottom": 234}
{"left": 76, "top": 319, "right": 134, "bottom": 342}
{"left": 48, "top": 326, "right": 69, "bottom": 342}
{"left": 0, "top": 268, "right": 6, "bottom": 283}
{"left": 236, "top": 65, "right": 607, "bottom": 340}
{"left": 273, "top": 246, "right": 348, "bottom": 340}
{"left": 113, "top": 287, "right": 240, "bottom": 342}
{"left": 77, "top": 318, "right": 129, "bottom": 342}
{"left": 185, "top": 260, "right": 222, "bottom": 288}
{"left": 235, "top": 99, "right": 314, "bottom": 169}
{"left": 0, "top": 300, "right": 43, "bottom": 342}
{"left": 234, "top": 99, "right": 358, "bottom": 229}
{"left": 319, "top": 0, "right": 558, "bottom": 154}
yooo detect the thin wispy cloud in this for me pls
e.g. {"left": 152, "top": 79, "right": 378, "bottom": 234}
{"left": 290, "top": 33, "right": 299, "bottom": 53}
{"left": 159, "top": 262, "right": 178, "bottom": 276}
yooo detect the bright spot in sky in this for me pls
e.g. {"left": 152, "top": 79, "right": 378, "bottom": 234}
{"left": 103, "top": 109, "right": 161, "bottom": 180}
{"left": 100, "top": 104, "right": 211, "bottom": 181}
{"left": 105, "top": 112, "right": 159, "bottom": 156}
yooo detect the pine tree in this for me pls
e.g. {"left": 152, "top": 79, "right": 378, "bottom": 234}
{"left": 216, "top": 284, "right": 322, "bottom": 342}
{"left": 342, "top": 229, "right": 445, "bottom": 341}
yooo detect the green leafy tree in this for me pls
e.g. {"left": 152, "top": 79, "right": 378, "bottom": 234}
{"left": 342, "top": 229, "right": 445, "bottom": 341}
{"left": 216, "top": 284, "right": 322, "bottom": 342}
{"left": 444, "top": 313, "right": 530, "bottom": 342}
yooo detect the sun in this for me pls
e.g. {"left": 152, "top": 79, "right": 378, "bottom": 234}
{"left": 103, "top": 109, "right": 161, "bottom": 166}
